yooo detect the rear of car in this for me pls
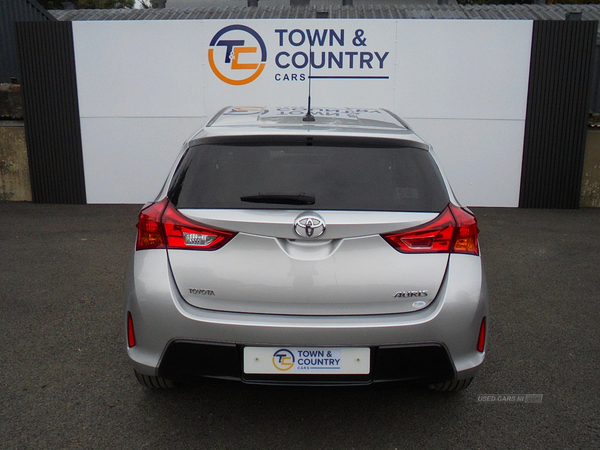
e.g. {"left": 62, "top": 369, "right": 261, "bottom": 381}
{"left": 124, "top": 107, "right": 488, "bottom": 390}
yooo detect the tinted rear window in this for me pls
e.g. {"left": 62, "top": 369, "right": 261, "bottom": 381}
{"left": 169, "top": 142, "right": 449, "bottom": 212}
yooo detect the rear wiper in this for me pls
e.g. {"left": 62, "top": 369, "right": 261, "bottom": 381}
{"left": 240, "top": 192, "right": 316, "bottom": 205}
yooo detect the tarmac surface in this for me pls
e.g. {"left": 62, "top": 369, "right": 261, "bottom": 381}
{"left": 0, "top": 202, "right": 599, "bottom": 449}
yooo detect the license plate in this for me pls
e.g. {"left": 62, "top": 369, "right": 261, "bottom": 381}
{"left": 243, "top": 347, "right": 370, "bottom": 375}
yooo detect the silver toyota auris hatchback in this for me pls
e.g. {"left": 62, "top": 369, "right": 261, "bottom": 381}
{"left": 124, "top": 106, "right": 488, "bottom": 391}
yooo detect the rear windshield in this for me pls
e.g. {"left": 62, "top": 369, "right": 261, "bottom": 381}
{"left": 168, "top": 142, "right": 449, "bottom": 212}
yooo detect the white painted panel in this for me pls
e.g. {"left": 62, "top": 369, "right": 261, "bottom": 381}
{"left": 394, "top": 20, "right": 532, "bottom": 120}
{"left": 407, "top": 118, "right": 525, "bottom": 207}
{"left": 80, "top": 117, "right": 207, "bottom": 203}
{"left": 73, "top": 21, "right": 207, "bottom": 118}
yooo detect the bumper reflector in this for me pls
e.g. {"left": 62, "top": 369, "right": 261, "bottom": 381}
{"left": 477, "top": 317, "right": 486, "bottom": 352}
{"left": 127, "top": 312, "right": 136, "bottom": 348}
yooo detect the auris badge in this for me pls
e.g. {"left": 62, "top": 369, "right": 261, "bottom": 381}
{"left": 208, "top": 24, "right": 267, "bottom": 86}
{"left": 294, "top": 212, "right": 326, "bottom": 238}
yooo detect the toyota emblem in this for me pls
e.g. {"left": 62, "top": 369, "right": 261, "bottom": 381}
{"left": 293, "top": 212, "right": 326, "bottom": 238}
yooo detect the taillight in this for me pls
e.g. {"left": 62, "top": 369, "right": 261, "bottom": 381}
{"left": 136, "top": 198, "right": 237, "bottom": 251}
{"left": 381, "top": 203, "right": 479, "bottom": 256}
{"left": 162, "top": 201, "right": 237, "bottom": 250}
{"left": 136, "top": 199, "right": 168, "bottom": 250}
{"left": 477, "top": 317, "right": 486, "bottom": 352}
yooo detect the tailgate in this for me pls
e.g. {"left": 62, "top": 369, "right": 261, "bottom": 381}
{"left": 168, "top": 210, "right": 448, "bottom": 315}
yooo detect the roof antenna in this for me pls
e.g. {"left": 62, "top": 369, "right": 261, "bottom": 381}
{"left": 303, "top": 42, "right": 315, "bottom": 122}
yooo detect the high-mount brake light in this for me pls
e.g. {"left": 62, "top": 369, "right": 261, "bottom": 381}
{"left": 381, "top": 204, "right": 479, "bottom": 255}
{"left": 136, "top": 198, "right": 237, "bottom": 251}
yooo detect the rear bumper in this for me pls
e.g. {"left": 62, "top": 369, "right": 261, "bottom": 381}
{"left": 124, "top": 250, "right": 488, "bottom": 385}
{"left": 157, "top": 341, "right": 456, "bottom": 386}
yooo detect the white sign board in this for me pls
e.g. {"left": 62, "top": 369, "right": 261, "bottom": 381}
{"left": 73, "top": 19, "right": 532, "bottom": 206}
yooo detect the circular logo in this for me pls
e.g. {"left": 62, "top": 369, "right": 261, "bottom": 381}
{"left": 272, "top": 349, "right": 295, "bottom": 371}
{"left": 208, "top": 25, "right": 267, "bottom": 86}
{"left": 294, "top": 212, "right": 326, "bottom": 239}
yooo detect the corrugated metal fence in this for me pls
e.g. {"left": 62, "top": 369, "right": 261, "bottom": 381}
{"left": 520, "top": 20, "right": 597, "bottom": 209}
{"left": 15, "top": 21, "right": 87, "bottom": 204}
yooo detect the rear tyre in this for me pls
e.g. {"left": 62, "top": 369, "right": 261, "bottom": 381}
{"left": 134, "top": 370, "right": 176, "bottom": 389}
{"left": 429, "top": 377, "right": 473, "bottom": 392}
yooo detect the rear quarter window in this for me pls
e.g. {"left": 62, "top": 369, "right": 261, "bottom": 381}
{"left": 168, "top": 141, "right": 449, "bottom": 212}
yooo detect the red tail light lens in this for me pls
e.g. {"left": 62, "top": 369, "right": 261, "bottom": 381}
{"left": 161, "top": 201, "right": 237, "bottom": 250}
{"left": 136, "top": 198, "right": 237, "bottom": 251}
{"left": 381, "top": 203, "right": 479, "bottom": 256}
{"left": 137, "top": 200, "right": 167, "bottom": 250}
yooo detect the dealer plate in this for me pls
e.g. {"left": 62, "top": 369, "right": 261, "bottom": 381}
{"left": 243, "top": 347, "right": 370, "bottom": 375}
